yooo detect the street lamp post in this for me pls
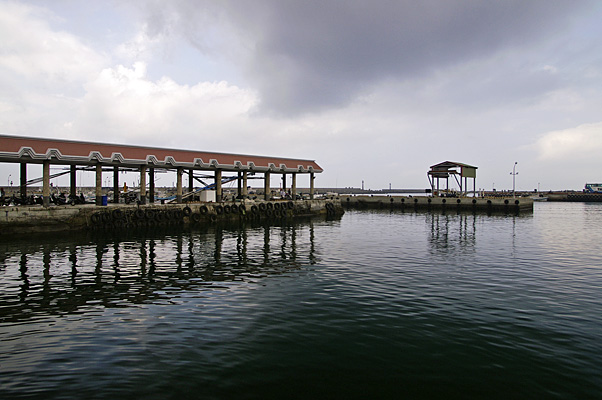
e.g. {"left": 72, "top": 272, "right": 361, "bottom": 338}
{"left": 510, "top": 162, "right": 518, "bottom": 198}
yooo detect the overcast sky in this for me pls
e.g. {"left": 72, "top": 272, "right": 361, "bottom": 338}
{"left": 2, "top": 0, "right": 602, "bottom": 191}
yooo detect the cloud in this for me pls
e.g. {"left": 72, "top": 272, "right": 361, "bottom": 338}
{"left": 0, "top": 1, "right": 108, "bottom": 135}
{"left": 2, "top": 0, "right": 602, "bottom": 192}
{"left": 69, "top": 62, "right": 259, "bottom": 149}
{"left": 0, "top": 2, "right": 106, "bottom": 91}
{"left": 136, "top": 0, "right": 593, "bottom": 115}
{"left": 535, "top": 122, "right": 602, "bottom": 161}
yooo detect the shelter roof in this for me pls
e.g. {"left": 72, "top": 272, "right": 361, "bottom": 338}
{"left": 0, "top": 134, "right": 322, "bottom": 173}
{"left": 429, "top": 161, "right": 478, "bottom": 170}
{"left": 428, "top": 161, "right": 478, "bottom": 179}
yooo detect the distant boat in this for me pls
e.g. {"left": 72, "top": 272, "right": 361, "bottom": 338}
{"left": 584, "top": 183, "right": 602, "bottom": 193}
{"left": 532, "top": 194, "right": 548, "bottom": 201}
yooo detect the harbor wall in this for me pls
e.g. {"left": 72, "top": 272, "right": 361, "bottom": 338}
{"left": 547, "top": 193, "right": 602, "bottom": 202}
{"left": 0, "top": 199, "right": 343, "bottom": 236}
{"left": 340, "top": 195, "right": 533, "bottom": 213}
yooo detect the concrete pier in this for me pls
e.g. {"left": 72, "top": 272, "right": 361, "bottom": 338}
{"left": 547, "top": 192, "right": 602, "bottom": 202}
{"left": 0, "top": 199, "right": 344, "bottom": 236}
{"left": 340, "top": 195, "right": 533, "bottom": 213}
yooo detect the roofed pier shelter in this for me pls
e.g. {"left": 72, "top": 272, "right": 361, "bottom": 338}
{"left": 0, "top": 134, "right": 322, "bottom": 207}
{"left": 427, "top": 161, "right": 478, "bottom": 197}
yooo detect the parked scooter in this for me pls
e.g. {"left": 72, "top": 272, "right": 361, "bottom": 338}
{"left": 67, "top": 193, "right": 86, "bottom": 205}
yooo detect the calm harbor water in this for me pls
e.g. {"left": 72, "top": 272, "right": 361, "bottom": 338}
{"left": 1, "top": 202, "right": 602, "bottom": 399}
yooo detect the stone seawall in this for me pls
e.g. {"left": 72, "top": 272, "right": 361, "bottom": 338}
{"left": 0, "top": 199, "right": 344, "bottom": 236}
{"left": 340, "top": 195, "right": 533, "bottom": 213}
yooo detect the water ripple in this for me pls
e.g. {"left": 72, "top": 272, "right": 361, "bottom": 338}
{"left": 2, "top": 205, "right": 602, "bottom": 399}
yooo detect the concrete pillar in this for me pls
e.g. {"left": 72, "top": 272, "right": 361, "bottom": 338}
{"left": 95, "top": 164, "right": 102, "bottom": 206}
{"left": 188, "top": 169, "right": 194, "bottom": 194}
{"left": 140, "top": 166, "right": 147, "bottom": 204}
{"left": 242, "top": 171, "right": 248, "bottom": 196}
{"left": 237, "top": 171, "right": 242, "bottom": 198}
{"left": 113, "top": 166, "right": 119, "bottom": 204}
{"left": 176, "top": 167, "right": 183, "bottom": 204}
{"left": 70, "top": 165, "right": 76, "bottom": 197}
{"left": 310, "top": 172, "right": 315, "bottom": 200}
{"left": 215, "top": 169, "right": 222, "bottom": 202}
{"left": 291, "top": 173, "right": 297, "bottom": 200}
{"left": 264, "top": 172, "right": 271, "bottom": 200}
{"left": 42, "top": 161, "right": 50, "bottom": 208}
{"left": 282, "top": 174, "right": 287, "bottom": 191}
{"left": 149, "top": 168, "right": 155, "bottom": 203}
{"left": 20, "top": 162, "right": 27, "bottom": 198}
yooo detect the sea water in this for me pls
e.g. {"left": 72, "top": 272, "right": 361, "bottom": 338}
{"left": 1, "top": 202, "right": 601, "bottom": 399}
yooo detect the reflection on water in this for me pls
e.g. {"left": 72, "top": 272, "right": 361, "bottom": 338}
{"left": 1, "top": 204, "right": 602, "bottom": 399}
{"left": 0, "top": 221, "right": 319, "bottom": 323}
{"left": 427, "top": 213, "right": 477, "bottom": 255}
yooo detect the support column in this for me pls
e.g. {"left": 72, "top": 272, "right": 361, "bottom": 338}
{"left": 264, "top": 172, "right": 270, "bottom": 200}
{"left": 309, "top": 172, "right": 315, "bottom": 200}
{"left": 282, "top": 174, "right": 287, "bottom": 192}
{"left": 70, "top": 165, "right": 76, "bottom": 197}
{"left": 188, "top": 169, "right": 194, "bottom": 194}
{"left": 149, "top": 168, "right": 155, "bottom": 203}
{"left": 242, "top": 171, "right": 248, "bottom": 196}
{"left": 20, "top": 162, "right": 27, "bottom": 199}
{"left": 291, "top": 173, "right": 297, "bottom": 200}
{"left": 113, "top": 166, "right": 119, "bottom": 204}
{"left": 140, "top": 166, "right": 147, "bottom": 205}
{"left": 237, "top": 171, "right": 242, "bottom": 198}
{"left": 215, "top": 169, "right": 222, "bottom": 202}
{"left": 42, "top": 161, "right": 50, "bottom": 208}
{"left": 176, "top": 167, "right": 183, "bottom": 204}
{"left": 95, "top": 164, "right": 102, "bottom": 206}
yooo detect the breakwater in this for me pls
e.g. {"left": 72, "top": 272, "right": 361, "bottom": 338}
{"left": 0, "top": 199, "right": 343, "bottom": 236}
{"left": 547, "top": 192, "right": 602, "bottom": 202}
{"left": 340, "top": 195, "right": 533, "bottom": 213}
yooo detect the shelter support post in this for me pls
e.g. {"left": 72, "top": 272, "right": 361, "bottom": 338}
{"left": 149, "top": 168, "right": 155, "bottom": 203}
{"left": 310, "top": 172, "right": 315, "bottom": 200}
{"left": 140, "top": 166, "right": 146, "bottom": 204}
{"left": 282, "top": 174, "right": 286, "bottom": 192}
{"left": 42, "top": 161, "right": 50, "bottom": 208}
{"left": 215, "top": 169, "right": 222, "bottom": 202}
{"left": 95, "top": 164, "right": 102, "bottom": 206}
{"left": 264, "top": 172, "right": 270, "bottom": 200}
{"left": 20, "top": 162, "right": 27, "bottom": 198}
{"left": 113, "top": 166, "right": 119, "bottom": 204}
{"left": 291, "top": 173, "right": 297, "bottom": 199}
{"left": 70, "top": 165, "right": 76, "bottom": 197}
{"left": 176, "top": 167, "right": 183, "bottom": 204}
{"left": 242, "top": 171, "right": 248, "bottom": 196}
{"left": 237, "top": 171, "right": 242, "bottom": 198}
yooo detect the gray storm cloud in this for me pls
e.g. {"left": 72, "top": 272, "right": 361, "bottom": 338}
{"left": 138, "top": 0, "right": 590, "bottom": 115}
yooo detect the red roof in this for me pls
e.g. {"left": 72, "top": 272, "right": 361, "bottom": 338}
{"left": 0, "top": 134, "right": 322, "bottom": 173}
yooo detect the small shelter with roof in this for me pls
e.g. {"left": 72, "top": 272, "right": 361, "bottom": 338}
{"left": 427, "top": 161, "right": 477, "bottom": 197}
